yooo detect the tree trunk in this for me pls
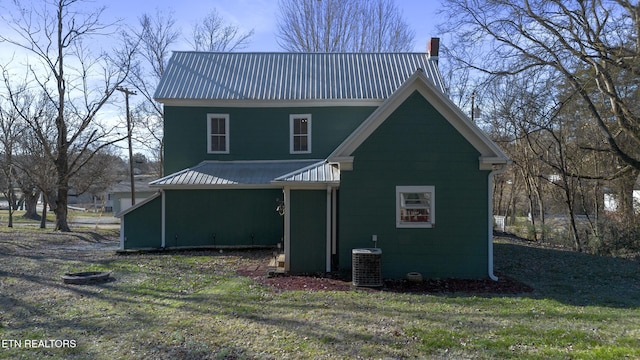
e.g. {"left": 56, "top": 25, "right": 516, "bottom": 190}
{"left": 506, "top": 175, "right": 518, "bottom": 226}
{"left": 523, "top": 171, "right": 538, "bottom": 241}
{"left": 40, "top": 194, "right": 48, "bottom": 229}
{"left": 54, "top": 185, "right": 71, "bottom": 232}
{"left": 617, "top": 168, "right": 639, "bottom": 221}
{"left": 6, "top": 189, "right": 14, "bottom": 228}
{"left": 22, "top": 190, "right": 41, "bottom": 220}
{"left": 562, "top": 180, "right": 582, "bottom": 252}
{"left": 535, "top": 184, "right": 546, "bottom": 242}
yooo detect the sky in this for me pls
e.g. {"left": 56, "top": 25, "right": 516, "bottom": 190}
{"left": 100, "top": 0, "right": 443, "bottom": 53}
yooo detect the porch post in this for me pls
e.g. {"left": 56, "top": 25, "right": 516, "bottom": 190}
{"left": 326, "top": 186, "right": 332, "bottom": 272}
{"left": 161, "top": 189, "right": 166, "bottom": 249}
{"left": 283, "top": 187, "right": 291, "bottom": 272}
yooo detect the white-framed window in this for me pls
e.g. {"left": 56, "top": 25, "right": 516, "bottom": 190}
{"left": 396, "top": 186, "right": 435, "bottom": 228}
{"left": 207, "top": 114, "right": 229, "bottom": 154}
{"left": 290, "top": 114, "right": 311, "bottom": 153}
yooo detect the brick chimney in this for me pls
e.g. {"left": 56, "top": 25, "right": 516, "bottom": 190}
{"left": 428, "top": 37, "right": 440, "bottom": 62}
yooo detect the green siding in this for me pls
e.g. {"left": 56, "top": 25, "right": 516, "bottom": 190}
{"left": 289, "top": 190, "right": 326, "bottom": 274}
{"left": 163, "top": 106, "right": 375, "bottom": 174}
{"left": 339, "top": 91, "right": 490, "bottom": 279}
{"left": 122, "top": 196, "right": 162, "bottom": 249}
{"left": 164, "top": 189, "right": 283, "bottom": 248}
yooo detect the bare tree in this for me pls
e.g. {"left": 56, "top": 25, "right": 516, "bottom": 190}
{"left": 190, "top": 9, "right": 254, "bottom": 52}
{"left": 439, "top": 0, "right": 640, "bottom": 172}
{"left": 0, "top": 0, "right": 135, "bottom": 231}
{"left": 276, "top": 0, "right": 415, "bottom": 52}
{"left": 128, "top": 9, "right": 181, "bottom": 175}
{"left": 0, "top": 97, "right": 26, "bottom": 227}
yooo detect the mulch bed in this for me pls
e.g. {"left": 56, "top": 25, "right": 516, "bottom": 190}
{"left": 237, "top": 265, "right": 533, "bottom": 294}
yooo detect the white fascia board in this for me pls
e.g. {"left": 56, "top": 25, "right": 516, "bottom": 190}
{"left": 156, "top": 98, "right": 384, "bottom": 108}
{"left": 330, "top": 157, "right": 354, "bottom": 171}
{"left": 149, "top": 183, "right": 286, "bottom": 190}
{"left": 479, "top": 156, "right": 512, "bottom": 170}
{"left": 270, "top": 181, "right": 340, "bottom": 190}
{"left": 329, "top": 70, "right": 511, "bottom": 165}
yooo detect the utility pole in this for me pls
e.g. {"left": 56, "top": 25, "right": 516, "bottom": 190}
{"left": 471, "top": 91, "right": 476, "bottom": 123}
{"left": 117, "top": 87, "right": 137, "bottom": 206}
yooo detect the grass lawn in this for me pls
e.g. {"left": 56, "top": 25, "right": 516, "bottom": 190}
{"left": 0, "top": 209, "right": 114, "bottom": 225}
{"left": 0, "top": 228, "right": 639, "bottom": 359}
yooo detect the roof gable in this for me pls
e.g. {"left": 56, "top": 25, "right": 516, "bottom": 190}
{"left": 329, "top": 70, "right": 510, "bottom": 170}
{"left": 155, "top": 52, "right": 444, "bottom": 105}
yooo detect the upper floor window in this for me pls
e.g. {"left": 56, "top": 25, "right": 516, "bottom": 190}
{"left": 208, "top": 114, "right": 229, "bottom": 154}
{"left": 290, "top": 114, "right": 311, "bottom": 154}
{"left": 396, "top": 186, "right": 435, "bottom": 228}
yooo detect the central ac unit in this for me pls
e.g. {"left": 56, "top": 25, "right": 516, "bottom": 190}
{"left": 352, "top": 248, "right": 382, "bottom": 287}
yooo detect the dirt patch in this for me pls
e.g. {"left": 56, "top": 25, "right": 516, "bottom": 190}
{"left": 237, "top": 266, "right": 534, "bottom": 294}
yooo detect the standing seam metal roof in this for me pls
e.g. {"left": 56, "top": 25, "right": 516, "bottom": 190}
{"left": 149, "top": 160, "right": 337, "bottom": 187}
{"left": 154, "top": 52, "right": 444, "bottom": 101}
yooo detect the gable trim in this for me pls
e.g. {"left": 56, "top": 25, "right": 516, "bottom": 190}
{"left": 328, "top": 70, "right": 510, "bottom": 168}
{"left": 115, "top": 191, "right": 161, "bottom": 218}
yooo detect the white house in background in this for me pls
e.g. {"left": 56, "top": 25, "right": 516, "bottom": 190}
{"left": 604, "top": 177, "right": 640, "bottom": 213}
{"left": 106, "top": 175, "right": 158, "bottom": 214}
{"left": 604, "top": 192, "right": 640, "bottom": 212}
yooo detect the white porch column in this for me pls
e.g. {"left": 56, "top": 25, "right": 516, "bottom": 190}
{"left": 161, "top": 189, "right": 166, "bottom": 249}
{"left": 326, "top": 186, "right": 332, "bottom": 272}
{"left": 283, "top": 187, "right": 291, "bottom": 272}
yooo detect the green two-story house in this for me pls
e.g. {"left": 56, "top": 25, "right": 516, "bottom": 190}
{"left": 118, "top": 47, "right": 510, "bottom": 279}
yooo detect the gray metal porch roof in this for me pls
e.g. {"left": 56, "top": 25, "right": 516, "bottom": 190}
{"left": 155, "top": 52, "right": 444, "bottom": 102}
{"left": 149, "top": 160, "right": 339, "bottom": 188}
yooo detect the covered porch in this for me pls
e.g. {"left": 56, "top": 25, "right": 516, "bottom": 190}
{"left": 141, "top": 159, "right": 341, "bottom": 274}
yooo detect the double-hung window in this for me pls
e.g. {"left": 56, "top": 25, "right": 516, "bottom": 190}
{"left": 290, "top": 114, "right": 311, "bottom": 153}
{"left": 396, "top": 186, "right": 435, "bottom": 228}
{"left": 207, "top": 114, "right": 229, "bottom": 154}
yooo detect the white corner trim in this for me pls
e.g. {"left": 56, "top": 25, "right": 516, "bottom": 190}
{"left": 119, "top": 218, "right": 125, "bottom": 250}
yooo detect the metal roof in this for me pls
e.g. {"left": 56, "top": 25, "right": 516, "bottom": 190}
{"left": 155, "top": 52, "right": 444, "bottom": 101}
{"left": 274, "top": 161, "right": 339, "bottom": 183}
{"left": 149, "top": 160, "right": 336, "bottom": 188}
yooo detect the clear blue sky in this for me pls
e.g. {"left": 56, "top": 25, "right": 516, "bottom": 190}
{"left": 102, "top": 0, "right": 442, "bottom": 53}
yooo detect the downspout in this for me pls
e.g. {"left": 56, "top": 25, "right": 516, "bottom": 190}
{"left": 161, "top": 189, "right": 166, "bottom": 249}
{"left": 488, "top": 165, "right": 506, "bottom": 281}
{"left": 326, "top": 186, "right": 332, "bottom": 272}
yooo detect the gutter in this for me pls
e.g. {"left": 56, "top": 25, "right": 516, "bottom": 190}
{"left": 488, "top": 165, "right": 507, "bottom": 281}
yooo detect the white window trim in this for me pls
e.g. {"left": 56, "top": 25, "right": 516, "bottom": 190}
{"left": 207, "top": 114, "right": 229, "bottom": 154}
{"left": 290, "top": 114, "right": 312, "bottom": 154}
{"left": 396, "top": 186, "right": 435, "bottom": 228}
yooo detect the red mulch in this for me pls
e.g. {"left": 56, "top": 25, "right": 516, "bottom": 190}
{"left": 237, "top": 266, "right": 533, "bottom": 294}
